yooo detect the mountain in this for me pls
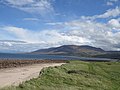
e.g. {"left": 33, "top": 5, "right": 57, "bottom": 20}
{"left": 1, "top": 41, "right": 120, "bottom": 59}
{"left": 32, "top": 45, "right": 120, "bottom": 59}
{"left": 31, "top": 45, "right": 106, "bottom": 57}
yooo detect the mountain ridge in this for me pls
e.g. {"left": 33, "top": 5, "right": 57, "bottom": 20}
{"left": 31, "top": 45, "right": 120, "bottom": 59}
{"left": 31, "top": 45, "right": 106, "bottom": 57}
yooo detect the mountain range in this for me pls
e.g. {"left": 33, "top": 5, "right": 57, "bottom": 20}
{"left": 31, "top": 45, "right": 104, "bottom": 56}
{"left": 0, "top": 40, "right": 120, "bottom": 59}
{"left": 31, "top": 45, "right": 120, "bottom": 59}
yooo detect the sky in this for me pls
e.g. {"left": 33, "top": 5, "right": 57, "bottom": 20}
{"left": 0, "top": 0, "right": 120, "bottom": 52}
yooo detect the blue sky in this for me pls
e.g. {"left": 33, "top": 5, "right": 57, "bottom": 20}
{"left": 0, "top": 0, "right": 120, "bottom": 51}
{"left": 0, "top": 0, "right": 119, "bottom": 29}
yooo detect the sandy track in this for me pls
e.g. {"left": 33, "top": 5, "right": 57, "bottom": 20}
{"left": 0, "top": 63, "right": 64, "bottom": 88}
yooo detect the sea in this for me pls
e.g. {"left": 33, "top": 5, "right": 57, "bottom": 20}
{"left": 0, "top": 53, "right": 115, "bottom": 61}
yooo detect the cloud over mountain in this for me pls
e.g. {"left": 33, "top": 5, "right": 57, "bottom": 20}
{"left": 1, "top": 17, "right": 120, "bottom": 51}
{"left": 0, "top": 0, "right": 120, "bottom": 52}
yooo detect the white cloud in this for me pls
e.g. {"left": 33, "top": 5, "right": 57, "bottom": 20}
{"left": 108, "top": 19, "right": 120, "bottom": 29}
{"left": 106, "top": 0, "right": 119, "bottom": 6}
{"left": 1, "top": 26, "right": 90, "bottom": 46}
{"left": 1, "top": 26, "right": 44, "bottom": 43}
{"left": 109, "top": 0, "right": 118, "bottom": 2}
{"left": 64, "top": 20, "right": 120, "bottom": 50}
{"left": 106, "top": 2, "right": 113, "bottom": 6}
{"left": 1, "top": 18, "right": 120, "bottom": 51}
{"left": 23, "top": 18, "right": 39, "bottom": 21}
{"left": 85, "top": 7, "right": 120, "bottom": 20}
{"left": 44, "top": 7, "right": 120, "bottom": 51}
{"left": 4, "top": 0, "right": 34, "bottom": 6}
{"left": 0, "top": 40, "right": 49, "bottom": 52}
{"left": 46, "top": 22, "right": 63, "bottom": 25}
{"left": 0, "top": 3, "right": 120, "bottom": 51}
{"left": 98, "top": 7, "right": 120, "bottom": 18}
{"left": 1, "top": 0, "right": 54, "bottom": 15}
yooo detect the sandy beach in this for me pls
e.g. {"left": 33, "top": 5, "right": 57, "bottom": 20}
{"left": 0, "top": 63, "right": 64, "bottom": 88}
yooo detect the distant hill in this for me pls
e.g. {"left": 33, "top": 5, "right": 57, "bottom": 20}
{"left": 94, "top": 51, "right": 120, "bottom": 59}
{"left": 31, "top": 45, "right": 106, "bottom": 57}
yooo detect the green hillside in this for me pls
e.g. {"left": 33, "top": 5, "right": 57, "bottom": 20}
{"left": 2, "top": 61, "right": 120, "bottom": 90}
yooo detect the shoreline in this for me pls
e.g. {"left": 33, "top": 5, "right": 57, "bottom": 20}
{"left": 0, "top": 59, "right": 67, "bottom": 69}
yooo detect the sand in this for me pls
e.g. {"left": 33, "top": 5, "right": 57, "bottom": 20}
{"left": 0, "top": 63, "right": 64, "bottom": 88}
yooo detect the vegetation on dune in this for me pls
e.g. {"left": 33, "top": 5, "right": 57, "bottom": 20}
{"left": 1, "top": 61, "right": 120, "bottom": 90}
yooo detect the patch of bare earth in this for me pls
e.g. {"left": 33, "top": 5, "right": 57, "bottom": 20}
{"left": 0, "top": 61, "right": 65, "bottom": 88}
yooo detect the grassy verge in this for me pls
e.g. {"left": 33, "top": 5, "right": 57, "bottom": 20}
{"left": 1, "top": 61, "right": 120, "bottom": 90}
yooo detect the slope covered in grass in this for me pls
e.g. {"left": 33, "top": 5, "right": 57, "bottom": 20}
{"left": 2, "top": 61, "right": 120, "bottom": 90}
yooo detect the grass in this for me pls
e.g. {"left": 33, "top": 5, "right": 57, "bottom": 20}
{"left": 1, "top": 61, "right": 120, "bottom": 90}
